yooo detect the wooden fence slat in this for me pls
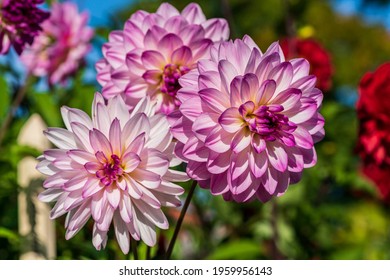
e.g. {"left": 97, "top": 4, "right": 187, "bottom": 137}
{"left": 17, "top": 114, "right": 56, "bottom": 260}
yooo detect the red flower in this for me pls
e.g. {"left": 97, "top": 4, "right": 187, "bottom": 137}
{"left": 362, "top": 165, "right": 390, "bottom": 201}
{"left": 357, "top": 62, "right": 390, "bottom": 201}
{"left": 281, "top": 37, "right": 333, "bottom": 92}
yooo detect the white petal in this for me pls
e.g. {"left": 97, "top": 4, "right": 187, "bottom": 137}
{"left": 114, "top": 212, "right": 130, "bottom": 254}
{"left": 44, "top": 128, "right": 76, "bottom": 149}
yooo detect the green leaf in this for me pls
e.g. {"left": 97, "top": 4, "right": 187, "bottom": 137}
{"left": 0, "top": 76, "right": 10, "bottom": 121}
{"left": 31, "top": 93, "right": 62, "bottom": 127}
{"left": 8, "top": 144, "right": 41, "bottom": 168}
{"left": 207, "top": 240, "right": 262, "bottom": 260}
{"left": 0, "top": 227, "right": 19, "bottom": 245}
{"left": 67, "top": 84, "right": 96, "bottom": 116}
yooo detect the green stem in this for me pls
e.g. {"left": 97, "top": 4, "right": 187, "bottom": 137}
{"left": 165, "top": 180, "right": 197, "bottom": 259}
{"left": 0, "top": 75, "right": 31, "bottom": 147}
{"left": 282, "top": 0, "right": 297, "bottom": 57}
{"left": 270, "top": 200, "right": 280, "bottom": 259}
{"left": 131, "top": 238, "right": 138, "bottom": 260}
{"left": 146, "top": 245, "right": 151, "bottom": 260}
{"left": 219, "top": 0, "right": 238, "bottom": 38}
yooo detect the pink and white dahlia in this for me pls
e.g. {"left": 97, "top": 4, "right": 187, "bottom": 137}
{"left": 20, "top": 2, "right": 94, "bottom": 84}
{"left": 36, "top": 93, "right": 187, "bottom": 254}
{"left": 96, "top": 2, "right": 229, "bottom": 114}
{"left": 170, "top": 36, "right": 325, "bottom": 203}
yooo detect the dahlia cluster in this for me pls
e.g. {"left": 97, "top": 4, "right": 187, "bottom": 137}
{"left": 36, "top": 2, "right": 325, "bottom": 253}
{"left": 0, "top": 0, "right": 50, "bottom": 54}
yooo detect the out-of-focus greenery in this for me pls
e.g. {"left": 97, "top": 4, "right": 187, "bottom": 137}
{"left": 1, "top": 0, "right": 390, "bottom": 260}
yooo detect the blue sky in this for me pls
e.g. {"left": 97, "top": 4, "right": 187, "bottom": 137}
{"left": 66, "top": 0, "right": 390, "bottom": 106}
{"left": 70, "top": 0, "right": 390, "bottom": 30}
{"left": 332, "top": 0, "right": 390, "bottom": 30}
{"left": 68, "top": 0, "right": 390, "bottom": 79}
{"left": 72, "top": 0, "right": 133, "bottom": 26}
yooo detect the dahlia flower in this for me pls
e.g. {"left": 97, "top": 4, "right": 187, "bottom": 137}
{"left": 0, "top": 0, "right": 50, "bottom": 54}
{"left": 281, "top": 37, "right": 333, "bottom": 92}
{"left": 357, "top": 62, "right": 390, "bottom": 201}
{"left": 170, "top": 36, "right": 325, "bottom": 203}
{"left": 36, "top": 93, "right": 187, "bottom": 253}
{"left": 20, "top": 2, "right": 94, "bottom": 84}
{"left": 96, "top": 2, "right": 229, "bottom": 114}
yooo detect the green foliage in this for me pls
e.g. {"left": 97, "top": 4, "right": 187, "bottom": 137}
{"left": 0, "top": 76, "right": 10, "bottom": 122}
{"left": 30, "top": 92, "right": 62, "bottom": 127}
{"left": 302, "top": 1, "right": 390, "bottom": 87}
{"left": 207, "top": 239, "right": 262, "bottom": 259}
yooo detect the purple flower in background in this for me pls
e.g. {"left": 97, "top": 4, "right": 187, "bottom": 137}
{"left": 0, "top": 0, "right": 50, "bottom": 55}
{"left": 170, "top": 36, "right": 325, "bottom": 203}
{"left": 20, "top": 2, "right": 94, "bottom": 84}
{"left": 96, "top": 2, "right": 229, "bottom": 114}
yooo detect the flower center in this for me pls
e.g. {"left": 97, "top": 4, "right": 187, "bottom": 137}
{"left": 96, "top": 154, "right": 123, "bottom": 186}
{"left": 160, "top": 64, "right": 190, "bottom": 97}
{"left": 239, "top": 101, "right": 297, "bottom": 145}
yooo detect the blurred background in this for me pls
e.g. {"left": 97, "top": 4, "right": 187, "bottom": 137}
{"left": 1, "top": 0, "right": 390, "bottom": 260}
